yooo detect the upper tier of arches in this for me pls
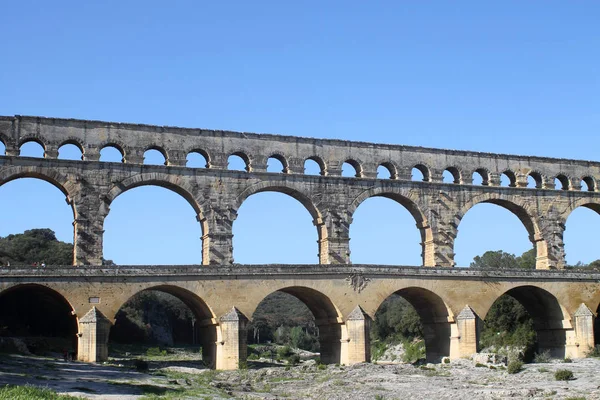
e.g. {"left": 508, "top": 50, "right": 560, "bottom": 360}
{"left": 0, "top": 116, "right": 598, "bottom": 193}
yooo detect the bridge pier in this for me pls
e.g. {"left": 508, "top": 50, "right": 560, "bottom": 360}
{"left": 450, "top": 306, "right": 481, "bottom": 359}
{"left": 341, "top": 306, "right": 371, "bottom": 365}
{"left": 77, "top": 307, "right": 111, "bottom": 362}
{"left": 318, "top": 321, "right": 343, "bottom": 364}
{"left": 216, "top": 308, "right": 248, "bottom": 370}
{"left": 569, "top": 304, "right": 595, "bottom": 358}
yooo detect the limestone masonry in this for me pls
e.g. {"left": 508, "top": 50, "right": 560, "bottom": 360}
{"left": 0, "top": 115, "right": 599, "bottom": 369}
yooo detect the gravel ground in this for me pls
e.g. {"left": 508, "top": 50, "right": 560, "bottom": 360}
{"left": 1, "top": 354, "right": 600, "bottom": 399}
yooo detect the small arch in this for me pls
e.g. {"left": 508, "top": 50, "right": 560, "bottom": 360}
{"left": 252, "top": 286, "right": 342, "bottom": 364}
{"left": 58, "top": 143, "right": 84, "bottom": 161}
{"left": 304, "top": 156, "right": 326, "bottom": 176}
{"left": 443, "top": 167, "right": 461, "bottom": 184}
{"left": 186, "top": 150, "right": 209, "bottom": 168}
{"left": 501, "top": 170, "right": 517, "bottom": 187}
{"left": 228, "top": 152, "right": 250, "bottom": 172}
{"left": 143, "top": 146, "right": 168, "bottom": 166}
{"left": 472, "top": 168, "right": 489, "bottom": 186}
{"left": 99, "top": 143, "right": 126, "bottom": 163}
{"left": 581, "top": 176, "right": 596, "bottom": 192}
{"left": 0, "top": 139, "right": 5, "bottom": 155}
{"left": 527, "top": 171, "right": 543, "bottom": 189}
{"left": 19, "top": 139, "right": 46, "bottom": 158}
{"left": 377, "top": 163, "right": 396, "bottom": 179}
{"left": 267, "top": 154, "right": 288, "bottom": 173}
{"left": 373, "top": 287, "right": 453, "bottom": 362}
{"left": 554, "top": 174, "right": 570, "bottom": 191}
{"left": 342, "top": 159, "right": 362, "bottom": 178}
{"left": 412, "top": 164, "right": 430, "bottom": 182}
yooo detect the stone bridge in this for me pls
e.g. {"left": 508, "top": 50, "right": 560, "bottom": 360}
{"left": 0, "top": 115, "right": 599, "bottom": 369}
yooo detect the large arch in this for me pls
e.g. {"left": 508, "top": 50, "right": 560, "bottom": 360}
{"left": 251, "top": 286, "right": 342, "bottom": 364}
{"left": 483, "top": 286, "right": 568, "bottom": 358}
{"left": 456, "top": 194, "right": 545, "bottom": 269}
{"left": 0, "top": 284, "right": 78, "bottom": 356}
{"left": 235, "top": 182, "right": 325, "bottom": 263}
{"left": 373, "top": 287, "right": 453, "bottom": 362}
{"left": 349, "top": 188, "right": 434, "bottom": 266}
{"left": 110, "top": 285, "right": 218, "bottom": 367}
{"left": 103, "top": 175, "right": 205, "bottom": 265}
{"left": 564, "top": 201, "right": 600, "bottom": 266}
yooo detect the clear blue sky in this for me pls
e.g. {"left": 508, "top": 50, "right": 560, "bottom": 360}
{"left": 0, "top": 1, "right": 598, "bottom": 266}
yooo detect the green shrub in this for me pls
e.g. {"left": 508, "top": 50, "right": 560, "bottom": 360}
{"left": 402, "top": 340, "right": 425, "bottom": 363}
{"left": 442, "top": 357, "right": 450, "bottom": 364}
{"left": 475, "top": 363, "right": 487, "bottom": 368}
{"left": 563, "top": 357, "right": 572, "bottom": 363}
{"left": 533, "top": 350, "right": 551, "bottom": 363}
{"left": 587, "top": 345, "right": 600, "bottom": 358}
{"left": 247, "top": 353, "right": 259, "bottom": 360}
{"left": 277, "top": 346, "right": 293, "bottom": 358}
{"left": 146, "top": 347, "right": 167, "bottom": 357}
{"left": 507, "top": 361, "right": 523, "bottom": 374}
{"left": 554, "top": 369, "right": 574, "bottom": 381}
{"left": 0, "top": 385, "right": 80, "bottom": 399}
{"left": 317, "top": 363, "right": 326, "bottom": 370}
{"left": 287, "top": 354, "right": 301, "bottom": 365}
{"left": 134, "top": 359, "right": 149, "bottom": 371}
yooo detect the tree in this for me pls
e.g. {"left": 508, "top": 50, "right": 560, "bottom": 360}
{"left": 0, "top": 229, "right": 72, "bottom": 265}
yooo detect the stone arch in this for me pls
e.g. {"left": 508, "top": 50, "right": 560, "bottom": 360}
{"left": 377, "top": 161, "right": 398, "bottom": 179}
{"left": 343, "top": 158, "right": 363, "bottom": 178}
{"left": 18, "top": 135, "right": 47, "bottom": 157}
{"left": 472, "top": 167, "right": 490, "bottom": 185}
{"left": 235, "top": 181, "right": 327, "bottom": 262}
{"left": 111, "top": 284, "right": 218, "bottom": 367}
{"left": 304, "top": 156, "right": 327, "bottom": 176}
{"left": 58, "top": 138, "right": 86, "bottom": 155}
{"left": 267, "top": 152, "right": 289, "bottom": 173}
{"left": 444, "top": 166, "right": 462, "bottom": 184}
{"left": 186, "top": 148, "right": 211, "bottom": 168}
{"left": 99, "top": 141, "right": 127, "bottom": 162}
{"left": 412, "top": 163, "right": 431, "bottom": 182}
{"left": 350, "top": 187, "right": 435, "bottom": 266}
{"left": 564, "top": 199, "right": 600, "bottom": 219}
{"left": 581, "top": 176, "right": 596, "bottom": 192}
{"left": 483, "top": 285, "right": 568, "bottom": 357}
{"left": 374, "top": 286, "right": 454, "bottom": 362}
{"left": 457, "top": 193, "right": 547, "bottom": 268}
{"left": 0, "top": 283, "right": 79, "bottom": 355}
{"left": 527, "top": 170, "right": 544, "bottom": 189}
{"left": 144, "top": 145, "right": 169, "bottom": 165}
{"left": 228, "top": 150, "right": 251, "bottom": 172}
{"left": 501, "top": 170, "right": 517, "bottom": 187}
{"left": 555, "top": 174, "right": 571, "bottom": 191}
{"left": 251, "top": 286, "right": 342, "bottom": 364}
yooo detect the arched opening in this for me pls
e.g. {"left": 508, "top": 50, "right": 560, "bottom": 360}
{"left": 304, "top": 157, "right": 325, "bottom": 176}
{"left": 411, "top": 165, "right": 430, "bottom": 182}
{"left": 342, "top": 160, "right": 361, "bottom": 178}
{"left": 377, "top": 163, "right": 395, "bottom": 180}
{"left": 267, "top": 155, "right": 287, "bottom": 173}
{"left": 564, "top": 204, "right": 600, "bottom": 266}
{"left": 100, "top": 145, "right": 125, "bottom": 163}
{"left": 19, "top": 140, "right": 45, "bottom": 158}
{"left": 555, "top": 175, "right": 570, "bottom": 191}
{"left": 0, "top": 285, "right": 78, "bottom": 357}
{"left": 472, "top": 169, "right": 489, "bottom": 186}
{"left": 143, "top": 148, "right": 167, "bottom": 166}
{"left": 501, "top": 171, "right": 516, "bottom": 187}
{"left": 186, "top": 150, "right": 209, "bottom": 168}
{"left": 58, "top": 143, "right": 84, "bottom": 161}
{"left": 581, "top": 177, "right": 595, "bottom": 192}
{"left": 103, "top": 186, "right": 203, "bottom": 265}
{"left": 372, "top": 288, "right": 451, "bottom": 363}
{"left": 443, "top": 167, "right": 461, "bottom": 184}
{"left": 250, "top": 287, "right": 341, "bottom": 365}
{"left": 0, "top": 140, "right": 6, "bottom": 155}
{"left": 350, "top": 196, "right": 425, "bottom": 266}
{"left": 527, "top": 172, "right": 543, "bottom": 189}
{"left": 0, "top": 177, "right": 75, "bottom": 265}
{"left": 482, "top": 286, "right": 566, "bottom": 360}
{"left": 110, "top": 286, "right": 217, "bottom": 368}
{"left": 233, "top": 191, "right": 318, "bottom": 264}
{"left": 228, "top": 153, "right": 250, "bottom": 172}
{"left": 455, "top": 202, "right": 535, "bottom": 268}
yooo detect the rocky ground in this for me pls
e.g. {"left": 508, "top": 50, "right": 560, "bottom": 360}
{"left": 1, "top": 352, "right": 600, "bottom": 399}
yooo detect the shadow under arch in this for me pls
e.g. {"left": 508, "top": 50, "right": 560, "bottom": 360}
{"left": 458, "top": 194, "right": 547, "bottom": 268}
{"left": 0, "top": 284, "right": 78, "bottom": 356}
{"left": 110, "top": 284, "right": 218, "bottom": 367}
{"left": 252, "top": 286, "right": 342, "bottom": 364}
{"left": 484, "top": 285, "right": 567, "bottom": 358}
{"left": 374, "top": 286, "right": 453, "bottom": 362}
{"left": 235, "top": 182, "right": 327, "bottom": 262}
{"left": 349, "top": 188, "right": 434, "bottom": 266}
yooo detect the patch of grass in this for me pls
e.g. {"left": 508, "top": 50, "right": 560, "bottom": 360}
{"left": 563, "top": 357, "right": 573, "bottom": 363}
{"left": 146, "top": 347, "right": 167, "bottom": 357}
{"left": 587, "top": 345, "right": 600, "bottom": 358}
{"left": 537, "top": 367, "right": 549, "bottom": 373}
{"left": 507, "top": 360, "right": 523, "bottom": 374}
{"left": 554, "top": 369, "right": 574, "bottom": 381}
{"left": 533, "top": 350, "right": 552, "bottom": 363}
{"left": 0, "top": 385, "right": 81, "bottom": 399}
{"left": 475, "top": 363, "right": 487, "bottom": 368}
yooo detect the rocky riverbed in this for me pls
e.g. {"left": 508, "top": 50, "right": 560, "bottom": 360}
{"left": 1, "top": 353, "right": 600, "bottom": 399}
